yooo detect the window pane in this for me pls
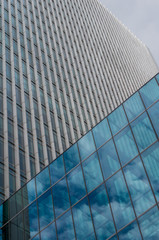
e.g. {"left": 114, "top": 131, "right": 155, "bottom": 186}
{"left": 82, "top": 152, "right": 103, "bottom": 192}
{"left": 114, "top": 126, "right": 138, "bottom": 165}
{"left": 118, "top": 221, "right": 141, "bottom": 240}
{"left": 40, "top": 222, "right": 56, "bottom": 240}
{"left": 98, "top": 139, "right": 120, "bottom": 179}
{"left": 89, "top": 184, "right": 115, "bottom": 239}
{"left": 22, "top": 178, "right": 36, "bottom": 207}
{"left": 92, "top": 118, "right": 111, "bottom": 148}
{"left": 148, "top": 101, "right": 159, "bottom": 137}
{"left": 63, "top": 143, "right": 80, "bottom": 173}
{"left": 56, "top": 210, "right": 75, "bottom": 240}
{"left": 123, "top": 92, "right": 145, "bottom": 122}
{"left": 36, "top": 167, "right": 50, "bottom": 196}
{"left": 67, "top": 165, "right": 86, "bottom": 205}
{"left": 131, "top": 112, "right": 157, "bottom": 152}
{"left": 52, "top": 177, "right": 70, "bottom": 217}
{"left": 142, "top": 142, "right": 159, "bottom": 201}
{"left": 38, "top": 189, "right": 54, "bottom": 230}
{"left": 139, "top": 206, "right": 159, "bottom": 239}
{"left": 49, "top": 156, "right": 65, "bottom": 185}
{"left": 72, "top": 197, "right": 95, "bottom": 240}
{"left": 139, "top": 78, "right": 159, "bottom": 108}
{"left": 78, "top": 131, "right": 95, "bottom": 160}
{"left": 108, "top": 106, "right": 128, "bottom": 135}
{"left": 123, "top": 156, "right": 155, "bottom": 216}
{"left": 24, "top": 201, "right": 38, "bottom": 238}
{"left": 106, "top": 171, "right": 135, "bottom": 230}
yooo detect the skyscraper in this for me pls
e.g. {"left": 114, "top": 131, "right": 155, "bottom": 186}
{"left": 0, "top": 0, "right": 158, "bottom": 206}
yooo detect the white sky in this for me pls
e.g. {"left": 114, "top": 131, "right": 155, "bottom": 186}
{"left": 99, "top": 0, "right": 159, "bottom": 67}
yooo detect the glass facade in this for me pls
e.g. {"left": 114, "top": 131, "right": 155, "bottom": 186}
{"left": 0, "top": 74, "right": 159, "bottom": 239}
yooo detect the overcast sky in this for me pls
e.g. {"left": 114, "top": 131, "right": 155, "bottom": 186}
{"left": 99, "top": 0, "right": 159, "bottom": 67}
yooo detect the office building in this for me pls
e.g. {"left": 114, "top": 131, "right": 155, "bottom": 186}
{"left": 1, "top": 73, "right": 159, "bottom": 239}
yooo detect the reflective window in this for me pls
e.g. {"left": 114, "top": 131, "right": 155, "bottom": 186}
{"left": 142, "top": 142, "right": 159, "bottom": 201}
{"left": 32, "top": 234, "right": 40, "bottom": 240}
{"left": 139, "top": 78, "right": 159, "bottom": 108}
{"left": 139, "top": 206, "right": 159, "bottom": 239}
{"left": 67, "top": 165, "right": 86, "bottom": 205}
{"left": 114, "top": 126, "right": 138, "bottom": 166}
{"left": 156, "top": 74, "right": 159, "bottom": 83}
{"left": 98, "top": 139, "right": 120, "bottom": 179}
{"left": 52, "top": 177, "right": 70, "bottom": 217}
{"left": 82, "top": 152, "right": 103, "bottom": 192}
{"left": 72, "top": 197, "right": 95, "bottom": 239}
{"left": 124, "top": 157, "right": 155, "bottom": 216}
{"left": 49, "top": 156, "right": 65, "bottom": 185}
{"left": 78, "top": 131, "right": 95, "bottom": 160}
{"left": 56, "top": 210, "right": 75, "bottom": 240}
{"left": 36, "top": 167, "right": 50, "bottom": 196}
{"left": 38, "top": 189, "right": 54, "bottom": 230}
{"left": 92, "top": 118, "right": 111, "bottom": 148}
{"left": 131, "top": 112, "right": 157, "bottom": 152}
{"left": 40, "top": 222, "right": 56, "bottom": 240}
{"left": 22, "top": 178, "right": 36, "bottom": 207}
{"left": 89, "top": 184, "right": 115, "bottom": 239}
{"left": 123, "top": 92, "right": 145, "bottom": 122}
{"left": 106, "top": 171, "right": 135, "bottom": 230}
{"left": 118, "top": 221, "right": 141, "bottom": 240}
{"left": 63, "top": 144, "right": 80, "bottom": 173}
{"left": 108, "top": 105, "right": 128, "bottom": 135}
{"left": 148, "top": 101, "right": 159, "bottom": 137}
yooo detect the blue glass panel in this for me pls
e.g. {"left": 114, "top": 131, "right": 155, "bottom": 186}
{"left": 49, "top": 156, "right": 65, "bottom": 185}
{"left": 38, "top": 189, "right": 54, "bottom": 230}
{"left": 52, "top": 177, "right": 70, "bottom": 217}
{"left": 36, "top": 167, "right": 50, "bottom": 196}
{"left": 156, "top": 74, "right": 159, "bottom": 83}
{"left": 78, "top": 131, "right": 95, "bottom": 160}
{"left": 82, "top": 152, "right": 103, "bottom": 192}
{"left": 40, "top": 222, "right": 56, "bottom": 240}
{"left": 106, "top": 171, "right": 135, "bottom": 230}
{"left": 89, "top": 184, "right": 115, "bottom": 239}
{"left": 23, "top": 178, "right": 36, "bottom": 207}
{"left": 108, "top": 105, "right": 128, "bottom": 135}
{"left": 92, "top": 118, "right": 111, "bottom": 148}
{"left": 124, "top": 156, "right": 155, "bottom": 216}
{"left": 114, "top": 126, "right": 138, "bottom": 165}
{"left": 139, "top": 78, "right": 159, "bottom": 108}
{"left": 123, "top": 92, "right": 145, "bottom": 122}
{"left": 139, "top": 206, "right": 159, "bottom": 239}
{"left": 72, "top": 197, "right": 95, "bottom": 240}
{"left": 148, "top": 101, "right": 159, "bottom": 137}
{"left": 0, "top": 205, "right": 2, "bottom": 228}
{"left": 63, "top": 143, "right": 80, "bottom": 173}
{"left": 142, "top": 142, "right": 159, "bottom": 201}
{"left": 118, "top": 221, "right": 141, "bottom": 240}
{"left": 67, "top": 165, "right": 86, "bottom": 205}
{"left": 56, "top": 210, "right": 75, "bottom": 240}
{"left": 109, "top": 236, "right": 118, "bottom": 240}
{"left": 131, "top": 112, "right": 157, "bottom": 152}
{"left": 98, "top": 139, "right": 120, "bottom": 179}
{"left": 32, "top": 234, "right": 40, "bottom": 240}
{"left": 24, "top": 201, "right": 38, "bottom": 238}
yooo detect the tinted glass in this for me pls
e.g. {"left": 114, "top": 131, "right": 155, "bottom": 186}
{"left": 56, "top": 210, "right": 75, "bottom": 240}
{"left": 40, "top": 222, "right": 56, "bottom": 240}
{"left": 142, "top": 142, "right": 159, "bottom": 201}
{"left": 72, "top": 197, "right": 95, "bottom": 239}
{"left": 63, "top": 144, "right": 80, "bottom": 173}
{"left": 78, "top": 131, "right": 95, "bottom": 160}
{"left": 106, "top": 171, "right": 135, "bottom": 230}
{"left": 108, "top": 105, "right": 128, "bottom": 135}
{"left": 52, "top": 177, "right": 70, "bottom": 217}
{"left": 49, "top": 156, "right": 65, "bottom": 185}
{"left": 148, "top": 101, "right": 159, "bottom": 137}
{"left": 22, "top": 178, "right": 36, "bottom": 207}
{"left": 131, "top": 112, "right": 157, "bottom": 152}
{"left": 89, "top": 184, "right": 115, "bottom": 239}
{"left": 24, "top": 201, "right": 38, "bottom": 238}
{"left": 36, "top": 167, "right": 50, "bottom": 196}
{"left": 124, "top": 157, "right": 155, "bottom": 216}
{"left": 92, "top": 118, "right": 111, "bottom": 148}
{"left": 98, "top": 139, "right": 120, "bottom": 179}
{"left": 67, "top": 165, "right": 86, "bottom": 205}
{"left": 139, "top": 78, "right": 159, "bottom": 108}
{"left": 82, "top": 152, "right": 103, "bottom": 192}
{"left": 118, "top": 221, "right": 141, "bottom": 240}
{"left": 114, "top": 126, "right": 138, "bottom": 165}
{"left": 156, "top": 74, "right": 159, "bottom": 83}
